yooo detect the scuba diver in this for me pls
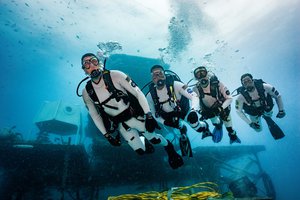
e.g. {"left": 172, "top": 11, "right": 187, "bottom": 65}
{"left": 78, "top": 53, "right": 183, "bottom": 169}
{"left": 146, "top": 65, "right": 212, "bottom": 157}
{"left": 235, "top": 73, "right": 286, "bottom": 139}
{"left": 190, "top": 66, "right": 241, "bottom": 144}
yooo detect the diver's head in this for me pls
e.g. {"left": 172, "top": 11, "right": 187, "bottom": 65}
{"left": 151, "top": 65, "right": 166, "bottom": 88}
{"left": 194, "top": 66, "right": 209, "bottom": 88}
{"left": 241, "top": 73, "right": 255, "bottom": 92}
{"left": 81, "top": 53, "right": 103, "bottom": 79}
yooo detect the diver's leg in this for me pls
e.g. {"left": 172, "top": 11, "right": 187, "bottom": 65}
{"left": 249, "top": 115, "right": 262, "bottom": 132}
{"left": 118, "top": 123, "right": 146, "bottom": 155}
{"left": 126, "top": 118, "right": 184, "bottom": 169}
{"left": 223, "top": 114, "right": 241, "bottom": 144}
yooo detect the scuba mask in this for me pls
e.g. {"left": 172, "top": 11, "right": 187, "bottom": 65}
{"left": 199, "top": 78, "right": 209, "bottom": 88}
{"left": 194, "top": 66, "right": 208, "bottom": 80}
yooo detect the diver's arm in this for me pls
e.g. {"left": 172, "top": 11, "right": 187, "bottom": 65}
{"left": 264, "top": 83, "right": 284, "bottom": 111}
{"left": 192, "top": 86, "right": 202, "bottom": 112}
{"left": 175, "top": 81, "right": 200, "bottom": 111}
{"left": 218, "top": 82, "right": 233, "bottom": 109}
{"left": 114, "top": 70, "right": 150, "bottom": 114}
{"left": 235, "top": 95, "right": 252, "bottom": 125}
{"left": 275, "top": 95, "right": 284, "bottom": 111}
{"left": 82, "top": 89, "right": 107, "bottom": 135}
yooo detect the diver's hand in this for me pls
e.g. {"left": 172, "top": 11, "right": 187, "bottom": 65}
{"left": 249, "top": 122, "right": 260, "bottom": 130}
{"left": 187, "top": 111, "right": 198, "bottom": 124}
{"left": 213, "top": 105, "right": 224, "bottom": 117}
{"left": 276, "top": 110, "right": 286, "bottom": 118}
{"left": 145, "top": 112, "right": 161, "bottom": 133}
{"left": 211, "top": 101, "right": 223, "bottom": 115}
{"left": 219, "top": 109, "right": 227, "bottom": 120}
{"left": 104, "top": 133, "right": 121, "bottom": 146}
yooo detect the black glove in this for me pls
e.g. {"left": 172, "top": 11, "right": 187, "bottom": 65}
{"left": 164, "top": 119, "right": 180, "bottom": 128}
{"left": 211, "top": 101, "right": 223, "bottom": 115}
{"left": 249, "top": 122, "right": 260, "bottom": 130}
{"left": 187, "top": 111, "right": 198, "bottom": 124}
{"left": 219, "top": 109, "right": 227, "bottom": 120}
{"left": 145, "top": 112, "right": 161, "bottom": 133}
{"left": 276, "top": 110, "right": 286, "bottom": 118}
{"left": 212, "top": 106, "right": 224, "bottom": 117}
{"left": 104, "top": 133, "right": 121, "bottom": 146}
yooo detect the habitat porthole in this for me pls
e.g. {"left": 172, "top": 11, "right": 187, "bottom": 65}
{"left": 64, "top": 106, "right": 73, "bottom": 115}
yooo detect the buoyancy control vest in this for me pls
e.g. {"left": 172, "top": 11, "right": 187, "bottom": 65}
{"left": 148, "top": 72, "right": 190, "bottom": 120}
{"left": 85, "top": 70, "right": 145, "bottom": 132}
{"left": 237, "top": 79, "right": 274, "bottom": 116}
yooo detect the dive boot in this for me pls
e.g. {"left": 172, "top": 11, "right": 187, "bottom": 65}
{"left": 228, "top": 131, "right": 241, "bottom": 144}
{"left": 202, "top": 121, "right": 213, "bottom": 139}
{"left": 164, "top": 140, "right": 184, "bottom": 169}
{"left": 144, "top": 137, "right": 155, "bottom": 154}
{"left": 139, "top": 136, "right": 155, "bottom": 154}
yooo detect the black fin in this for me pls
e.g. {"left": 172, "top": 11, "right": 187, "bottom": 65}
{"left": 164, "top": 141, "right": 184, "bottom": 169}
{"left": 179, "top": 134, "right": 193, "bottom": 157}
{"left": 263, "top": 116, "right": 285, "bottom": 140}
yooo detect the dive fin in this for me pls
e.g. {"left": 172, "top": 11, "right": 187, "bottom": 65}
{"left": 144, "top": 137, "right": 155, "bottom": 154}
{"left": 164, "top": 141, "right": 184, "bottom": 169}
{"left": 179, "top": 133, "right": 193, "bottom": 157}
{"left": 262, "top": 116, "right": 285, "bottom": 140}
{"left": 212, "top": 126, "right": 223, "bottom": 143}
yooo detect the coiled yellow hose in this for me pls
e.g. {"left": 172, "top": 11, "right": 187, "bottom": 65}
{"left": 108, "top": 182, "right": 221, "bottom": 200}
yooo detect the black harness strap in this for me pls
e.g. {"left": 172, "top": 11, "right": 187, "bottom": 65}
{"left": 196, "top": 77, "right": 224, "bottom": 112}
{"left": 102, "top": 70, "right": 129, "bottom": 104}
{"left": 149, "top": 83, "right": 162, "bottom": 117}
{"left": 86, "top": 80, "right": 113, "bottom": 131}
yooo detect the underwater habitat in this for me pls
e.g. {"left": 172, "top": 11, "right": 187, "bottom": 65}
{"left": 0, "top": 0, "right": 299, "bottom": 199}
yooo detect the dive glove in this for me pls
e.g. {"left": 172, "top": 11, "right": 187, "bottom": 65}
{"left": 211, "top": 101, "right": 222, "bottom": 114}
{"left": 145, "top": 112, "right": 161, "bottom": 133}
{"left": 276, "top": 110, "right": 286, "bottom": 118}
{"left": 104, "top": 132, "right": 121, "bottom": 146}
{"left": 219, "top": 109, "right": 227, "bottom": 120}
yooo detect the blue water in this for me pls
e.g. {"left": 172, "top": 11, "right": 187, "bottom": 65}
{"left": 0, "top": 0, "right": 299, "bottom": 199}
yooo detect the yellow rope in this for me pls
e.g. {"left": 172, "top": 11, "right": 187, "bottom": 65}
{"left": 108, "top": 182, "right": 222, "bottom": 200}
